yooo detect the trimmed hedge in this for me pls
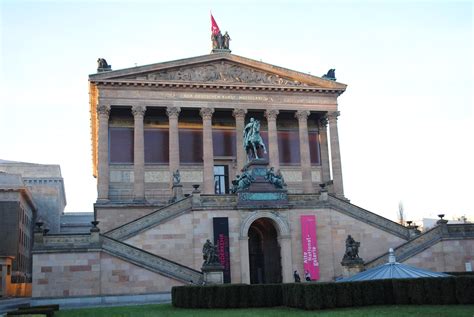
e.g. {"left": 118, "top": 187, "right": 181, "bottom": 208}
{"left": 172, "top": 276, "right": 474, "bottom": 309}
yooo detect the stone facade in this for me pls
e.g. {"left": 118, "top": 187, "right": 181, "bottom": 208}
{"left": 403, "top": 239, "right": 473, "bottom": 272}
{"left": 32, "top": 251, "right": 184, "bottom": 297}
{"left": 28, "top": 52, "right": 474, "bottom": 299}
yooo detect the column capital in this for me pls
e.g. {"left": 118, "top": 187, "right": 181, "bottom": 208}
{"left": 132, "top": 105, "right": 146, "bottom": 117}
{"left": 97, "top": 104, "right": 111, "bottom": 117}
{"left": 295, "top": 110, "right": 310, "bottom": 121}
{"left": 166, "top": 106, "right": 181, "bottom": 119}
{"left": 200, "top": 107, "right": 214, "bottom": 120}
{"left": 328, "top": 111, "right": 340, "bottom": 121}
{"left": 232, "top": 108, "right": 247, "bottom": 119}
{"left": 264, "top": 109, "right": 279, "bottom": 120}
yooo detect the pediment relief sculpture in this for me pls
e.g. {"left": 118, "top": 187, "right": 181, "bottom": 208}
{"left": 129, "top": 62, "right": 309, "bottom": 87}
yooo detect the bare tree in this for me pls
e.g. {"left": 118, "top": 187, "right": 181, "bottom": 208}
{"left": 398, "top": 201, "right": 405, "bottom": 226}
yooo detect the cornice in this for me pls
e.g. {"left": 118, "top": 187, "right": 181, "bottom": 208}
{"left": 89, "top": 79, "right": 345, "bottom": 96}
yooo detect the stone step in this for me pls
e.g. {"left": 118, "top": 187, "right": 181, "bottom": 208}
{"left": 105, "top": 196, "right": 192, "bottom": 241}
{"left": 101, "top": 236, "right": 203, "bottom": 285}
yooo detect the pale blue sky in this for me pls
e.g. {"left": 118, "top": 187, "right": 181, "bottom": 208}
{"left": 1, "top": 1, "right": 472, "bottom": 223}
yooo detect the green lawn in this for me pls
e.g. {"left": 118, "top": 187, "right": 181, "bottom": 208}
{"left": 56, "top": 304, "right": 474, "bottom": 317}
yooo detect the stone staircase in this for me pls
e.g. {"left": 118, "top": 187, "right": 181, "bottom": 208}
{"left": 364, "top": 223, "right": 474, "bottom": 269}
{"left": 105, "top": 196, "right": 193, "bottom": 241}
{"left": 328, "top": 195, "right": 410, "bottom": 240}
{"left": 102, "top": 235, "right": 203, "bottom": 284}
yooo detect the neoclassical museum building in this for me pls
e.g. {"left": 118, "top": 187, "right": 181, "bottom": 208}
{"left": 31, "top": 46, "right": 473, "bottom": 297}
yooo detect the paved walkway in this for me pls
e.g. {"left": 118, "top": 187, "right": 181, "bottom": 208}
{"left": 0, "top": 293, "right": 171, "bottom": 314}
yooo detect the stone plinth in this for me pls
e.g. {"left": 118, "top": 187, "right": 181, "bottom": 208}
{"left": 341, "top": 258, "right": 365, "bottom": 278}
{"left": 237, "top": 159, "right": 288, "bottom": 209}
{"left": 201, "top": 264, "right": 224, "bottom": 284}
{"left": 172, "top": 184, "right": 184, "bottom": 201}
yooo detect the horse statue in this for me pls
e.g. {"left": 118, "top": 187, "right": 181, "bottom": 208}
{"left": 243, "top": 118, "right": 267, "bottom": 161}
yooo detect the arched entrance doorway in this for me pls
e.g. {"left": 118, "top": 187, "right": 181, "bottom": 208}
{"left": 248, "top": 218, "right": 282, "bottom": 284}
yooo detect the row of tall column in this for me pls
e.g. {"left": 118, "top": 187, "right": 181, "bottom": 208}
{"left": 96, "top": 105, "right": 344, "bottom": 201}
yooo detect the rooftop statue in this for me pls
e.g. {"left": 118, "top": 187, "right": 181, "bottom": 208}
{"left": 243, "top": 118, "right": 267, "bottom": 161}
{"left": 97, "top": 58, "right": 112, "bottom": 72}
{"left": 322, "top": 69, "right": 336, "bottom": 81}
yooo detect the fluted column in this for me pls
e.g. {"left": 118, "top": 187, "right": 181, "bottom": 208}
{"left": 318, "top": 116, "right": 331, "bottom": 183}
{"left": 200, "top": 107, "right": 215, "bottom": 194}
{"left": 296, "top": 110, "right": 313, "bottom": 193}
{"left": 265, "top": 109, "right": 280, "bottom": 171}
{"left": 232, "top": 108, "right": 247, "bottom": 171}
{"left": 132, "top": 105, "right": 146, "bottom": 201}
{"left": 328, "top": 111, "right": 344, "bottom": 197}
{"left": 167, "top": 106, "right": 181, "bottom": 187}
{"left": 97, "top": 104, "right": 111, "bottom": 201}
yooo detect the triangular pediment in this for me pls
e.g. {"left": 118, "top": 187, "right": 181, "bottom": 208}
{"left": 89, "top": 53, "right": 347, "bottom": 90}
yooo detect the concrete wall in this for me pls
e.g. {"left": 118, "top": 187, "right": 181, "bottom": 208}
{"left": 32, "top": 251, "right": 185, "bottom": 298}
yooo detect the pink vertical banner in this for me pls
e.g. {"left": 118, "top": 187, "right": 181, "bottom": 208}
{"left": 300, "top": 215, "right": 320, "bottom": 280}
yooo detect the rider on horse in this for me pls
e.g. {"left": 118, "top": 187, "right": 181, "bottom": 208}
{"left": 243, "top": 118, "right": 267, "bottom": 161}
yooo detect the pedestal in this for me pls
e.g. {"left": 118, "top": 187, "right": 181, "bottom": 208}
{"left": 201, "top": 264, "right": 224, "bottom": 285}
{"left": 341, "top": 259, "right": 365, "bottom": 278}
{"left": 237, "top": 159, "right": 288, "bottom": 209}
{"left": 172, "top": 184, "right": 183, "bottom": 201}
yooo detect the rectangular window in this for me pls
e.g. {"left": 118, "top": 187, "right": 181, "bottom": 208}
{"left": 214, "top": 165, "right": 229, "bottom": 194}
{"left": 179, "top": 129, "right": 203, "bottom": 163}
{"left": 109, "top": 128, "right": 134, "bottom": 163}
{"left": 213, "top": 129, "right": 236, "bottom": 157}
{"left": 309, "top": 131, "right": 321, "bottom": 165}
{"left": 144, "top": 129, "right": 169, "bottom": 163}
{"left": 278, "top": 130, "right": 300, "bottom": 164}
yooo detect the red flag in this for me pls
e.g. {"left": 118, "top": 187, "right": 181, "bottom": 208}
{"left": 211, "top": 14, "right": 220, "bottom": 35}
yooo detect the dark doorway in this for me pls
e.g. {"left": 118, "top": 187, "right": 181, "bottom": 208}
{"left": 248, "top": 218, "right": 282, "bottom": 284}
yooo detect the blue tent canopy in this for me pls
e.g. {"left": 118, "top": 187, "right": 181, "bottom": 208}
{"left": 338, "top": 248, "right": 451, "bottom": 282}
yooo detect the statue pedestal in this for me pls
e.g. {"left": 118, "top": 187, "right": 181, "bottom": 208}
{"left": 341, "top": 258, "right": 365, "bottom": 278}
{"left": 237, "top": 159, "right": 288, "bottom": 209}
{"left": 201, "top": 264, "right": 224, "bottom": 284}
{"left": 172, "top": 184, "right": 183, "bottom": 201}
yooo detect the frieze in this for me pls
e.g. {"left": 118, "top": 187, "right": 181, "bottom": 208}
{"left": 131, "top": 62, "right": 309, "bottom": 87}
{"left": 100, "top": 90, "right": 338, "bottom": 106}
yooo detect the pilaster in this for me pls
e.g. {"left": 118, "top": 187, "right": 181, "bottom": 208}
{"left": 233, "top": 108, "right": 247, "bottom": 172}
{"left": 265, "top": 109, "right": 280, "bottom": 171}
{"left": 97, "top": 104, "right": 111, "bottom": 201}
{"left": 328, "top": 111, "right": 344, "bottom": 197}
{"left": 296, "top": 110, "right": 313, "bottom": 193}
{"left": 200, "top": 107, "right": 215, "bottom": 194}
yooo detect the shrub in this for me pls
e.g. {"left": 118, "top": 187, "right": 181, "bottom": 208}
{"left": 392, "top": 279, "right": 411, "bottom": 305}
{"left": 439, "top": 277, "right": 457, "bottom": 305}
{"left": 335, "top": 282, "right": 353, "bottom": 307}
{"left": 172, "top": 276, "right": 474, "bottom": 309}
{"left": 407, "top": 279, "right": 424, "bottom": 305}
{"left": 351, "top": 281, "right": 364, "bottom": 307}
{"left": 303, "top": 283, "right": 323, "bottom": 310}
{"left": 455, "top": 276, "right": 474, "bottom": 304}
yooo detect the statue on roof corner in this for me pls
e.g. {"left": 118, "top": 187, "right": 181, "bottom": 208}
{"left": 97, "top": 58, "right": 112, "bottom": 72}
{"left": 322, "top": 69, "right": 336, "bottom": 81}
